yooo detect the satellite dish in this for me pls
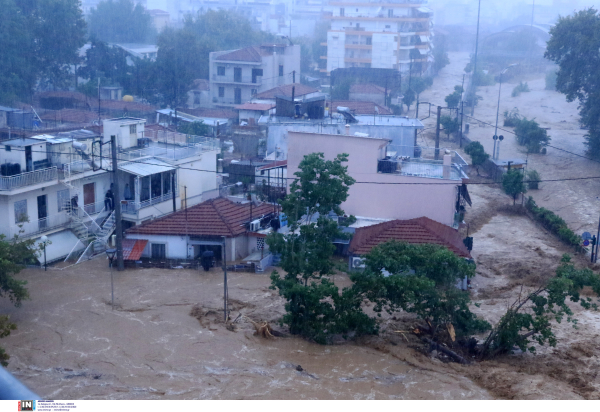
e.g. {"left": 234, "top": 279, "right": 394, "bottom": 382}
{"left": 582, "top": 232, "right": 592, "bottom": 240}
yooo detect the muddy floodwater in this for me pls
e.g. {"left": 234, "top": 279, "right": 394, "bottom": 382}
{"left": 0, "top": 258, "right": 490, "bottom": 399}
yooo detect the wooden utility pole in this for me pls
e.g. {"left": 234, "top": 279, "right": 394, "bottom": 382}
{"left": 435, "top": 106, "right": 442, "bottom": 160}
{"left": 110, "top": 135, "right": 124, "bottom": 271}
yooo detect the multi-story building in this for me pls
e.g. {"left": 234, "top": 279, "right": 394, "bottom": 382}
{"left": 209, "top": 44, "right": 301, "bottom": 108}
{"left": 324, "top": 1, "right": 433, "bottom": 74}
{"left": 0, "top": 118, "right": 220, "bottom": 265}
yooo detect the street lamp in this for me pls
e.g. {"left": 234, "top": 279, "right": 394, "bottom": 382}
{"left": 40, "top": 235, "right": 48, "bottom": 271}
{"left": 106, "top": 248, "right": 117, "bottom": 310}
{"left": 494, "top": 63, "right": 518, "bottom": 159}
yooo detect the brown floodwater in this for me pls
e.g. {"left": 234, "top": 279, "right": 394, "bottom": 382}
{"left": 0, "top": 258, "right": 490, "bottom": 399}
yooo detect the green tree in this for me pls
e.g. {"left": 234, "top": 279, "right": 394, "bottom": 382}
{"left": 432, "top": 33, "right": 450, "bottom": 74}
{"left": 514, "top": 117, "right": 550, "bottom": 153}
{"left": 527, "top": 169, "right": 541, "bottom": 190}
{"left": 444, "top": 85, "right": 464, "bottom": 108}
{"left": 440, "top": 115, "right": 459, "bottom": 138}
{"left": 331, "top": 78, "right": 353, "bottom": 100}
{"left": 545, "top": 8, "right": 600, "bottom": 158}
{"left": 402, "top": 89, "right": 415, "bottom": 111}
{"left": 464, "top": 141, "right": 489, "bottom": 176}
{"left": 0, "top": 235, "right": 37, "bottom": 366}
{"left": 88, "top": 0, "right": 156, "bottom": 43}
{"left": 502, "top": 169, "right": 527, "bottom": 205}
{"left": 268, "top": 153, "right": 376, "bottom": 343}
{"left": 78, "top": 39, "right": 132, "bottom": 94}
{"left": 481, "top": 255, "right": 600, "bottom": 357}
{"left": 178, "top": 121, "right": 210, "bottom": 136}
{"left": 0, "top": 0, "right": 86, "bottom": 103}
{"left": 351, "top": 241, "right": 490, "bottom": 338}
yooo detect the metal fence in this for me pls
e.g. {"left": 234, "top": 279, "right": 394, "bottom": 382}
{"left": 0, "top": 167, "right": 58, "bottom": 191}
{"left": 122, "top": 189, "right": 178, "bottom": 214}
{"left": 9, "top": 211, "right": 70, "bottom": 238}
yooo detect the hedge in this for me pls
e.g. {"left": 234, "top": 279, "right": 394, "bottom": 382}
{"left": 525, "top": 197, "right": 582, "bottom": 250}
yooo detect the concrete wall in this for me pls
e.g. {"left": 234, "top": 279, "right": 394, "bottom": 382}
{"left": 175, "top": 149, "right": 218, "bottom": 208}
{"left": 349, "top": 92, "right": 385, "bottom": 106}
{"left": 266, "top": 123, "right": 416, "bottom": 159}
{"left": 287, "top": 131, "right": 458, "bottom": 226}
{"left": 0, "top": 141, "right": 47, "bottom": 171}
{"left": 102, "top": 118, "right": 146, "bottom": 148}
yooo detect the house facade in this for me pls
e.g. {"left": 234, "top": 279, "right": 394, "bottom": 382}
{"left": 286, "top": 131, "right": 469, "bottom": 227}
{"left": 324, "top": 1, "right": 433, "bottom": 74}
{"left": 209, "top": 44, "right": 301, "bottom": 108}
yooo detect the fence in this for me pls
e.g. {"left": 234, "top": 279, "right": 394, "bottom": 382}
{"left": 121, "top": 189, "right": 178, "bottom": 214}
{"left": 0, "top": 167, "right": 58, "bottom": 191}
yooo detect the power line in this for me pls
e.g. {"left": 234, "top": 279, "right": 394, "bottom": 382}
{"left": 5, "top": 146, "right": 600, "bottom": 186}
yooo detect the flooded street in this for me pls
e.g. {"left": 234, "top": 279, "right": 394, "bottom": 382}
{"left": 0, "top": 258, "right": 490, "bottom": 399}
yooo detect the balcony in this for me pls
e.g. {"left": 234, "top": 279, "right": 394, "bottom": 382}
{"left": 212, "top": 75, "right": 262, "bottom": 87}
{"left": 8, "top": 211, "right": 71, "bottom": 238}
{"left": 0, "top": 167, "right": 58, "bottom": 191}
{"left": 121, "top": 190, "right": 178, "bottom": 214}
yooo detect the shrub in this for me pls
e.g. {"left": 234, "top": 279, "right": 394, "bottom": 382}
{"left": 503, "top": 107, "right": 521, "bottom": 127}
{"left": 464, "top": 141, "right": 490, "bottom": 175}
{"left": 511, "top": 81, "right": 530, "bottom": 97}
{"left": 527, "top": 169, "right": 541, "bottom": 190}
{"left": 526, "top": 197, "right": 581, "bottom": 250}
{"left": 514, "top": 117, "right": 551, "bottom": 153}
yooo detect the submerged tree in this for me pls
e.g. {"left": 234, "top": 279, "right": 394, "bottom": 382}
{"left": 268, "top": 153, "right": 376, "bottom": 343}
{"left": 502, "top": 169, "right": 527, "bottom": 205}
{"left": 464, "top": 141, "right": 489, "bottom": 176}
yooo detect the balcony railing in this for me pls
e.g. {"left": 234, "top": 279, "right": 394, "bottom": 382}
{"left": 0, "top": 167, "right": 58, "bottom": 191}
{"left": 144, "top": 130, "right": 220, "bottom": 150}
{"left": 118, "top": 144, "right": 209, "bottom": 163}
{"left": 122, "top": 190, "right": 178, "bottom": 214}
{"left": 9, "top": 211, "right": 71, "bottom": 238}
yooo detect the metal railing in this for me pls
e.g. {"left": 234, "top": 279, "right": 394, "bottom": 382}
{"left": 9, "top": 211, "right": 71, "bottom": 238}
{"left": 118, "top": 144, "right": 208, "bottom": 163}
{"left": 144, "top": 130, "right": 220, "bottom": 150}
{"left": 122, "top": 190, "right": 178, "bottom": 214}
{"left": 83, "top": 200, "right": 107, "bottom": 216}
{"left": 0, "top": 167, "right": 58, "bottom": 191}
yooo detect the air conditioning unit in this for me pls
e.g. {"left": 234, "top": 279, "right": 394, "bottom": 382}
{"left": 249, "top": 219, "right": 261, "bottom": 232}
{"left": 352, "top": 257, "right": 365, "bottom": 269}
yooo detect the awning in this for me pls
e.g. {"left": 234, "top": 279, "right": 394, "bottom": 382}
{"left": 122, "top": 238, "right": 148, "bottom": 260}
{"left": 417, "top": 6, "right": 432, "bottom": 13}
{"left": 119, "top": 158, "right": 175, "bottom": 176}
{"left": 419, "top": 35, "right": 430, "bottom": 43}
{"left": 418, "top": 48, "right": 429, "bottom": 55}
{"left": 34, "top": 230, "right": 84, "bottom": 264}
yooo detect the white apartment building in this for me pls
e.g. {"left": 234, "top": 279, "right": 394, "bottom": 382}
{"left": 325, "top": 1, "right": 433, "bottom": 74}
{"left": 0, "top": 119, "right": 220, "bottom": 265}
{"left": 209, "top": 44, "right": 301, "bottom": 108}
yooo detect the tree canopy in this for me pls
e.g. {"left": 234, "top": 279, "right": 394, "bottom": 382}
{"left": 464, "top": 141, "right": 489, "bottom": 175}
{"left": 88, "top": 0, "right": 156, "bottom": 43}
{"left": 0, "top": 0, "right": 86, "bottom": 104}
{"left": 502, "top": 169, "right": 527, "bottom": 205}
{"left": 545, "top": 8, "right": 600, "bottom": 158}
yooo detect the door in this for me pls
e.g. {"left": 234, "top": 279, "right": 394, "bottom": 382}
{"left": 234, "top": 67, "right": 242, "bottom": 83}
{"left": 234, "top": 88, "right": 242, "bottom": 104}
{"left": 83, "top": 182, "right": 95, "bottom": 214}
{"left": 25, "top": 146, "right": 32, "bottom": 172}
{"left": 37, "top": 195, "right": 47, "bottom": 230}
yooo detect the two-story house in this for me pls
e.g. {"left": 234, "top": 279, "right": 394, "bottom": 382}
{"left": 209, "top": 43, "right": 301, "bottom": 108}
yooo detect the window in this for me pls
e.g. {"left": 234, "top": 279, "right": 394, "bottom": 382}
{"left": 251, "top": 68, "right": 263, "bottom": 83}
{"left": 193, "top": 92, "right": 200, "bottom": 104}
{"left": 162, "top": 172, "right": 171, "bottom": 194}
{"left": 141, "top": 176, "right": 150, "bottom": 202}
{"left": 366, "top": 37, "right": 372, "bottom": 45}
{"left": 279, "top": 65, "right": 284, "bottom": 76}
{"left": 14, "top": 199, "right": 27, "bottom": 224}
{"left": 234, "top": 67, "right": 242, "bottom": 82}
{"left": 385, "top": 25, "right": 391, "bottom": 29}
{"left": 57, "top": 189, "right": 70, "bottom": 212}
{"left": 5, "top": 145, "right": 10, "bottom": 152}
{"left": 394, "top": 36, "right": 398, "bottom": 42}
{"left": 251, "top": 88, "right": 257, "bottom": 96}
{"left": 151, "top": 243, "right": 166, "bottom": 259}
{"left": 129, "top": 124, "right": 137, "bottom": 134}
{"left": 234, "top": 88, "right": 242, "bottom": 105}
{"left": 388, "top": 9, "right": 394, "bottom": 17}
{"left": 340, "top": 8, "right": 344, "bottom": 16}
{"left": 218, "top": 87, "right": 224, "bottom": 97}
{"left": 217, "top": 66, "right": 225, "bottom": 76}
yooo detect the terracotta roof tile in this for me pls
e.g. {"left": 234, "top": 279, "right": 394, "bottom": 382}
{"left": 215, "top": 46, "right": 265, "bottom": 62}
{"left": 179, "top": 108, "right": 237, "bottom": 119}
{"left": 126, "top": 198, "right": 278, "bottom": 238}
{"left": 349, "top": 217, "right": 471, "bottom": 258}
{"left": 350, "top": 83, "right": 386, "bottom": 95}
{"left": 235, "top": 103, "right": 275, "bottom": 111}
{"left": 254, "top": 84, "right": 319, "bottom": 99}
{"left": 122, "top": 239, "right": 148, "bottom": 260}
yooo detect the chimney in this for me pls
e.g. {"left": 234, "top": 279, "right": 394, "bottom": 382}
{"left": 345, "top": 124, "right": 350, "bottom": 135}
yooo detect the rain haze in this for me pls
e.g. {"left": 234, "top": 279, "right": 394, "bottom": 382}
{"left": 2, "top": 0, "right": 600, "bottom": 403}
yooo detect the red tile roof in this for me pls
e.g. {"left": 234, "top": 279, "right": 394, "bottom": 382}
{"left": 40, "top": 109, "right": 106, "bottom": 123}
{"left": 122, "top": 239, "right": 148, "bottom": 260}
{"left": 216, "top": 46, "right": 266, "bottom": 62}
{"left": 235, "top": 102, "right": 275, "bottom": 111}
{"left": 257, "top": 160, "right": 287, "bottom": 170}
{"left": 99, "top": 100, "right": 156, "bottom": 112}
{"left": 331, "top": 101, "right": 393, "bottom": 115}
{"left": 350, "top": 83, "right": 386, "bottom": 95}
{"left": 349, "top": 217, "right": 471, "bottom": 258}
{"left": 126, "top": 198, "right": 278, "bottom": 238}
{"left": 254, "top": 84, "right": 319, "bottom": 99}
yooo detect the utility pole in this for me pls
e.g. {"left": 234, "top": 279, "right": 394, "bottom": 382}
{"left": 110, "top": 135, "right": 124, "bottom": 271}
{"left": 470, "top": 0, "right": 481, "bottom": 116}
{"left": 459, "top": 100, "right": 464, "bottom": 148}
{"left": 435, "top": 106, "right": 441, "bottom": 160}
{"left": 222, "top": 236, "right": 228, "bottom": 321}
{"left": 172, "top": 171, "right": 176, "bottom": 212}
{"left": 292, "top": 70, "right": 296, "bottom": 83}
